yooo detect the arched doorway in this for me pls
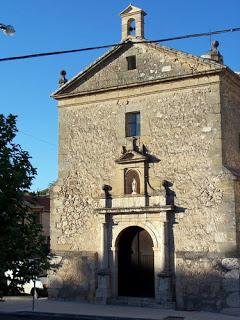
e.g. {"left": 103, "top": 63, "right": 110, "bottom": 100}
{"left": 117, "top": 226, "right": 154, "bottom": 297}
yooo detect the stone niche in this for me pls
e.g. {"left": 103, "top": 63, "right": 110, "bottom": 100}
{"left": 96, "top": 139, "right": 175, "bottom": 307}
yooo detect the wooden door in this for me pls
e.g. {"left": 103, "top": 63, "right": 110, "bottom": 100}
{"left": 118, "top": 226, "right": 154, "bottom": 297}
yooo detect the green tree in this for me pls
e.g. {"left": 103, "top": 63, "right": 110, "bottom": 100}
{"left": 0, "top": 114, "right": 49, "bottom": 295}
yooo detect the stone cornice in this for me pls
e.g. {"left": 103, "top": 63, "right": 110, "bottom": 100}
{"left": 96, "top": 205, "right": 174, "bottom": 215}
{"left": 57, "top": 73, "right": 221, "bottom": 107}
{"left": 55, "top": 68, "right": 222, "bottom": 101}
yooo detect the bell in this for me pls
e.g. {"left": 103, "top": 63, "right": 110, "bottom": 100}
{"left": 128, "top": 26, "right": 135, "bottom": 32}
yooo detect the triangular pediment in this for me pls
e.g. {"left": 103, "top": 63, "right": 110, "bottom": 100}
{"left": 120, "top": 5, "right": 146, "bottom": 16}
{"left": 52, "top": 40, "right": 225, "bottom": 99}
{"left": 115, "top": 149, "right": 147, "bottom": 164}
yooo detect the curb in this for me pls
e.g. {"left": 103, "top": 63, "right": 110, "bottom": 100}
{"left": 0, "top": 311, "right": 184, "bottom": 320}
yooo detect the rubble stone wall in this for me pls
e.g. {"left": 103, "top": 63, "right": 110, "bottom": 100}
{"left": 48, "top": 251, "right": 97, "bottom": 301}
{"left": 175, "top": 254, "right": 240, "bottom": 311}
{"left": 234, "top": 180, "right": 240, "bottom": 252}
{"left": 51, "top": 70, "right": 239, "bottom": 309}
{"left": 221, "top": 73, "right": 240, "bottom": 251}
{"left": 221, "top": 74, "right": 240, "bottom": 171}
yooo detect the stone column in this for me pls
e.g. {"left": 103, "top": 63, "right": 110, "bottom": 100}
{"left": 109, "top": 246, "right": 118, "bottom": 298}
{"left": 159, "top": 220, "right": 166, "bottom": 271}
{"left": 95, "top": 215, "right": 110, "bottom": 303}
{"left": 135, "top": 13, "right": 145, "bottom": 38}
{"left": 173, "top": 215, "right": 184, "bottom": 310}
{"left": 155, "top": 218, "right": 172, "bottom": 305}
{"left": 153, "top": 246, "right": 162, "bottom": 301}
{"left": 99, "top": 218, "right": 108, "bottom": 269}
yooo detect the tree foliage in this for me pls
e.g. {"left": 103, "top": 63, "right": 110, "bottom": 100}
{"left": 0, "top": 114, "right": 49, "bottom": 295}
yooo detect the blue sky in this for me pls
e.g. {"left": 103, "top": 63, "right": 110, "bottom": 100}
{"left": 1, "top": 0, "right": 240, "bottom": 191}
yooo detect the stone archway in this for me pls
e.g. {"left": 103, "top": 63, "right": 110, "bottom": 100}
{"left": 117, "top": 226, "right": 154, "bottom": 297}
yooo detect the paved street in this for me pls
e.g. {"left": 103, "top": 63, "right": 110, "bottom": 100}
{"left": 0, "top": 297, "right": 239, "bottom": 320}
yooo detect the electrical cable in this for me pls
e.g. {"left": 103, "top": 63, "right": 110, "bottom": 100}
{"left": 0, "top": 27, "right": 239, "bottom": 62}
{"left": 18, "top": 130, "right": 56, "bottom": 147}
{"left": 5, "top": 27, "right": 240, "bottom": 147}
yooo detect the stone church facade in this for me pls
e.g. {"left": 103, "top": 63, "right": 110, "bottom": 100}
{"left": 49, "top": 5, "right": 240, "bottom": 312}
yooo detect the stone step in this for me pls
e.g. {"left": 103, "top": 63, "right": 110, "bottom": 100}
{"left": 221, "top": 307, "right": 240, "bottom": 317}
{"left": 108, "top": 297, "right": 175, "bottom": 309}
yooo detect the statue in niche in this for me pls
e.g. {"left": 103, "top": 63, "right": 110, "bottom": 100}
{"left": 124, "top": 170, "right": 140, "bottom": 195}
{"left": 132, "top": 178, "right": 137, "bottom": 194}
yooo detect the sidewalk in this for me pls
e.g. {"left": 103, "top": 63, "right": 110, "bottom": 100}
{"left": 0, "top": 297, "right": 239, "bottom": 320}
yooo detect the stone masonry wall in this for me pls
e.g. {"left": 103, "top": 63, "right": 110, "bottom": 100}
{"left": 221, "top": 73, "right": 240, "bottom": 172}
{"left": 51, "top": 43, "right": 240, "bottom": 308}
{"left": 221, "top": 73, "right": 240, "bottom": 250}
{"left": 48, "top": 251, "right": 97, "bottom": 301}
{"left": 175, "top": 254, "right": 240, "bottom": 311}
{"left": 51, "top": 99, "right": 122, "bottom": 252}
{"left": 235, "top": 180, "right": 240, "bottom": 252}
{"left": 52, "top": 80, "right": 234, "bottom": 253}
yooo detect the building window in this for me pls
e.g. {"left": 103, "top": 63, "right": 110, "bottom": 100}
{"left": 125, "top": 169, "right": 140, "bottom": 194}
{"left": 125, "top": 112, "right": 140, "bottom": 137}
{"left": 126, "top": 55, "right": 136, "bottom": 70}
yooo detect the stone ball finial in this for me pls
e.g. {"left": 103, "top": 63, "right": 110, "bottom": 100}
{"left": 60, "top": 70, "right": 66, "bottom": 77}
{"left": 201, "top": 39, "right": 223, "bottom": 64}
{"left": 58, "top": 70, "right": 68, "bottom": 87}
{"left": 211, "top": 40, "right": 219, "bottom": 52}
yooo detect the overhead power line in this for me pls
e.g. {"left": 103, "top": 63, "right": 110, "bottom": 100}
{"left": 0, "top": 27, "right": 240, "bottom": 62}
{"left": 18, "top": 130, "right": 56, "bottom": 147}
